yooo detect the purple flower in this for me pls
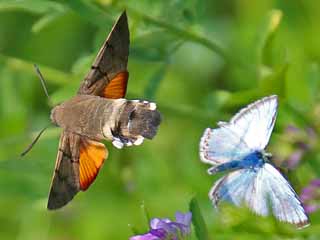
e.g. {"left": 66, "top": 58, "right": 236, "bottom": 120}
{"left": 286, "top": 149, "right": 304, "bottom": 169}
{"left": 279, "top": 125, "right": 317, "bottom": 169}
{"left": 300, "top": 179, "right": 320, "bottom": 213}
{"left": 130, "top": 211, "right": 192, "bottom": 240}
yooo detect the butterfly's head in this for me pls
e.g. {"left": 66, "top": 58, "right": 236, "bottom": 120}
{"left": 262, "top": 150, "right": 272, "bottom": 162}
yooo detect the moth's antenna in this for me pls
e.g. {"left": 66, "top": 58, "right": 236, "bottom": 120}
{"left": 21, "top": 65, "right": 53, "bottom": 157}
{"left": 34, "top": 64, "right": 52, "bottom": 105}
{"left": 20, "top": 125, "right": 50, "bottom": 157}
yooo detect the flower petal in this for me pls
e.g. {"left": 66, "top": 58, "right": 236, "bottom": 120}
{"left": 175, "top": 212, "right": 192, "bottom": 226}
{"left": 130, "top": 233, "right": 160, "bottom": 240}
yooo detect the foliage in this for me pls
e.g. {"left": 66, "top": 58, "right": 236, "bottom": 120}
{"left": 0, "top": 0, "right": 320, "bottom": 239}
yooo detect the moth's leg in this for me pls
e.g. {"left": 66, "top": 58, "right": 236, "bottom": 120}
{"left": 111, "top": 100, "right": 150, "bottom": 147}
{"left": 111, "top": 127, "right": 132, "bottom": 148}
{"left": 111, "top": 136, "right": 125, "bottom": 149}
{"left": 111, "top": 99, "right": 160, "bottom": 149}
{"left": 58, "top": 148, "right": 72, "bottom": 159}
{"left": 111, "top": 134, "right": 141, "bottom": 149}
{"left": 208, "top": 160, "right": 242, "bottom": 175}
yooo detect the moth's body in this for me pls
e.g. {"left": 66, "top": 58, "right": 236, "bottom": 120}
{"left": 51, "top": 95, "right": 123, "bottom": 141}
{"left": 51, "top": 95, "right": 160, "bottom": 147}
{"left": 42, "top": 11, "right": 162, "bottom": 210}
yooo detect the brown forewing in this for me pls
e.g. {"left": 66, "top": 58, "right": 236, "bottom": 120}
{"left": 78, "top": 11, "right": 129, "bottom": 98}
{"left": 47, "top": 131, "right": 80, "bottom": 210}
{"left": 48, "top": 131, "right": 108, "bottom": 209}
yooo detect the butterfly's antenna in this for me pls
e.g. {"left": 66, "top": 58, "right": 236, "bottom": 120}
{"left": 34, "top": 64, "right": 53, "bottom": 106}
{"left": 20, "top": 125, "right": 50, "bottom": 157}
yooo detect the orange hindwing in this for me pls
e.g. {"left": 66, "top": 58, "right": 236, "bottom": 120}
{"left": 79, "top": 138, "right": 108, "bottom": 190}
{"left": 103, "top": 71, "right": 128, "bottom": 99}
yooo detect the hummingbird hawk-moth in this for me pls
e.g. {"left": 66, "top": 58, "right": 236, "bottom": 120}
{"left": 47, "top": 11, "right": 161, "bottom": 209}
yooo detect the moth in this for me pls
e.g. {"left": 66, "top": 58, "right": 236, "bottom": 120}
{"left": 47, "top": 11, "right": 161, "bottom": 209}
{"left": 199, "top": 95, "right": 309, "bottom": 228}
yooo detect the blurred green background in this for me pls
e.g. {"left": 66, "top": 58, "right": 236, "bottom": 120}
{"left": 1, "top": 0, "right": 320, "bottom": 239}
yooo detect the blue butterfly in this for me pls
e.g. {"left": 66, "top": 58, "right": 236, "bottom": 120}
{"left": 199, "top": 95, "right": 309, "bottom": 228}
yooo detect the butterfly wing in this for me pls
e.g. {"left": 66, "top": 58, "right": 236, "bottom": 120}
{"left": 259, "top": 163, "right": 309, "bottom": 228}
{"left": 227, "top": 95, "right": 278, "bottom": 151}
{"left": 200, "top": 95, "right": 277, "bottom": 166}
{"left": 209, "top": 163, "right": 309, "bottom": 228}
{"left": 200, "top": 126, "right": 252, "bottom": 165}
{"left": 209, "top": 168, "right": 260, "bottom": 209}
{"left": 78, "top": 11, "right": 129, "bottom": 99}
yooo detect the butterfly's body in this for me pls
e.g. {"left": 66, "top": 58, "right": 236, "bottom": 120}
{"left": 208, "top": 151, "right": 266, "bottom": 174}
{"left": 200, "top": 95, "right": 310, "bottom": 228}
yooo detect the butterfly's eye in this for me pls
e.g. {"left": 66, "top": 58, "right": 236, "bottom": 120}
{"left": 265, "top": 152, "right": 272, "bottom": 160}
{"left": 261, "top": 151, "right": 272, "bottom": 161}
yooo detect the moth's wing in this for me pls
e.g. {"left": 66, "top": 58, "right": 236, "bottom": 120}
{"left": 48, "top": 132, "right": 108, "bottom": 210}
{"left": 47, "top": 131, "right": 80, "bottom": 210}
{"left": 78, "top": 137, "right": 108, "bottom": 190}
{"left": 200, "top": 126, "right": 252, "bottom": 165}
{"left": 209, "top": 164, "right": 310, "bottom": 228}
{"left": 228, "top": 95, "right": 278, "bottom": 150}
{"left": 78, "top": 11, "right": 129, "bottom": 99}
{"left": 259, "top": 163, "right": 310, "bottom": 228}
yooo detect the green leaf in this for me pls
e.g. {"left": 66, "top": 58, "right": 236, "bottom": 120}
{"left": 259, "top": 62, "right": 288, "bottom": 97}
{"left": 144, "top": 64, "right": 167, "bottom": 100}
{"left": 223, "top": 89, "right": 262, "bottom": 109}
{"left": 5, "top": 57, "right": 72, "bottom": 85}
{"left": 32, "top": 11, "right": 66, "bottom": 33}
{"left": 128, "top": 7, "right": 230, "bottom": 63}
{"left": 56, "top": 0, "right": 112, "bottom": 27}
{"left": 128, "top": 223, "right": 140, "bottom": 236}
{"left": 140, "top": 201, "right": 151, "bottom": 225}
{"left": 189, "top": 197, "right": 210, "bottom": 240}
{"left": 306, "top": 63, "right": 320, "bottom": 103}
{"left": 50, "top": 80, "right": 80, "bottom": 105}
{"left": 71, "top": 54, "right": 94, "bottom": 76}
{"left": 0, "top": 0, "right": 65, "bottom": 14}
{"left": 131, "top": 31, "right": 180, "bottom": 62}
{"left": 257, "top": 9, "right": 283, "bottom": 67}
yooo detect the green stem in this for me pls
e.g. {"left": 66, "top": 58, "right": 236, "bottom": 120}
{"left": 127, "top": 7, "right": 230, "bottom": 63}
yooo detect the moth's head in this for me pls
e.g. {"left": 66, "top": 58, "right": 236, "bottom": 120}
{"left": 50, "top": 102, "right": 69, "bottom": 128}
{"left": 128, "top": 102, "right": 161, "bottom": 139}
{"left": 50, "top": 105, "right": 60, "bottom": 126}
{"left": 118, "top": 100, "right": 161, "bottom": 141}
